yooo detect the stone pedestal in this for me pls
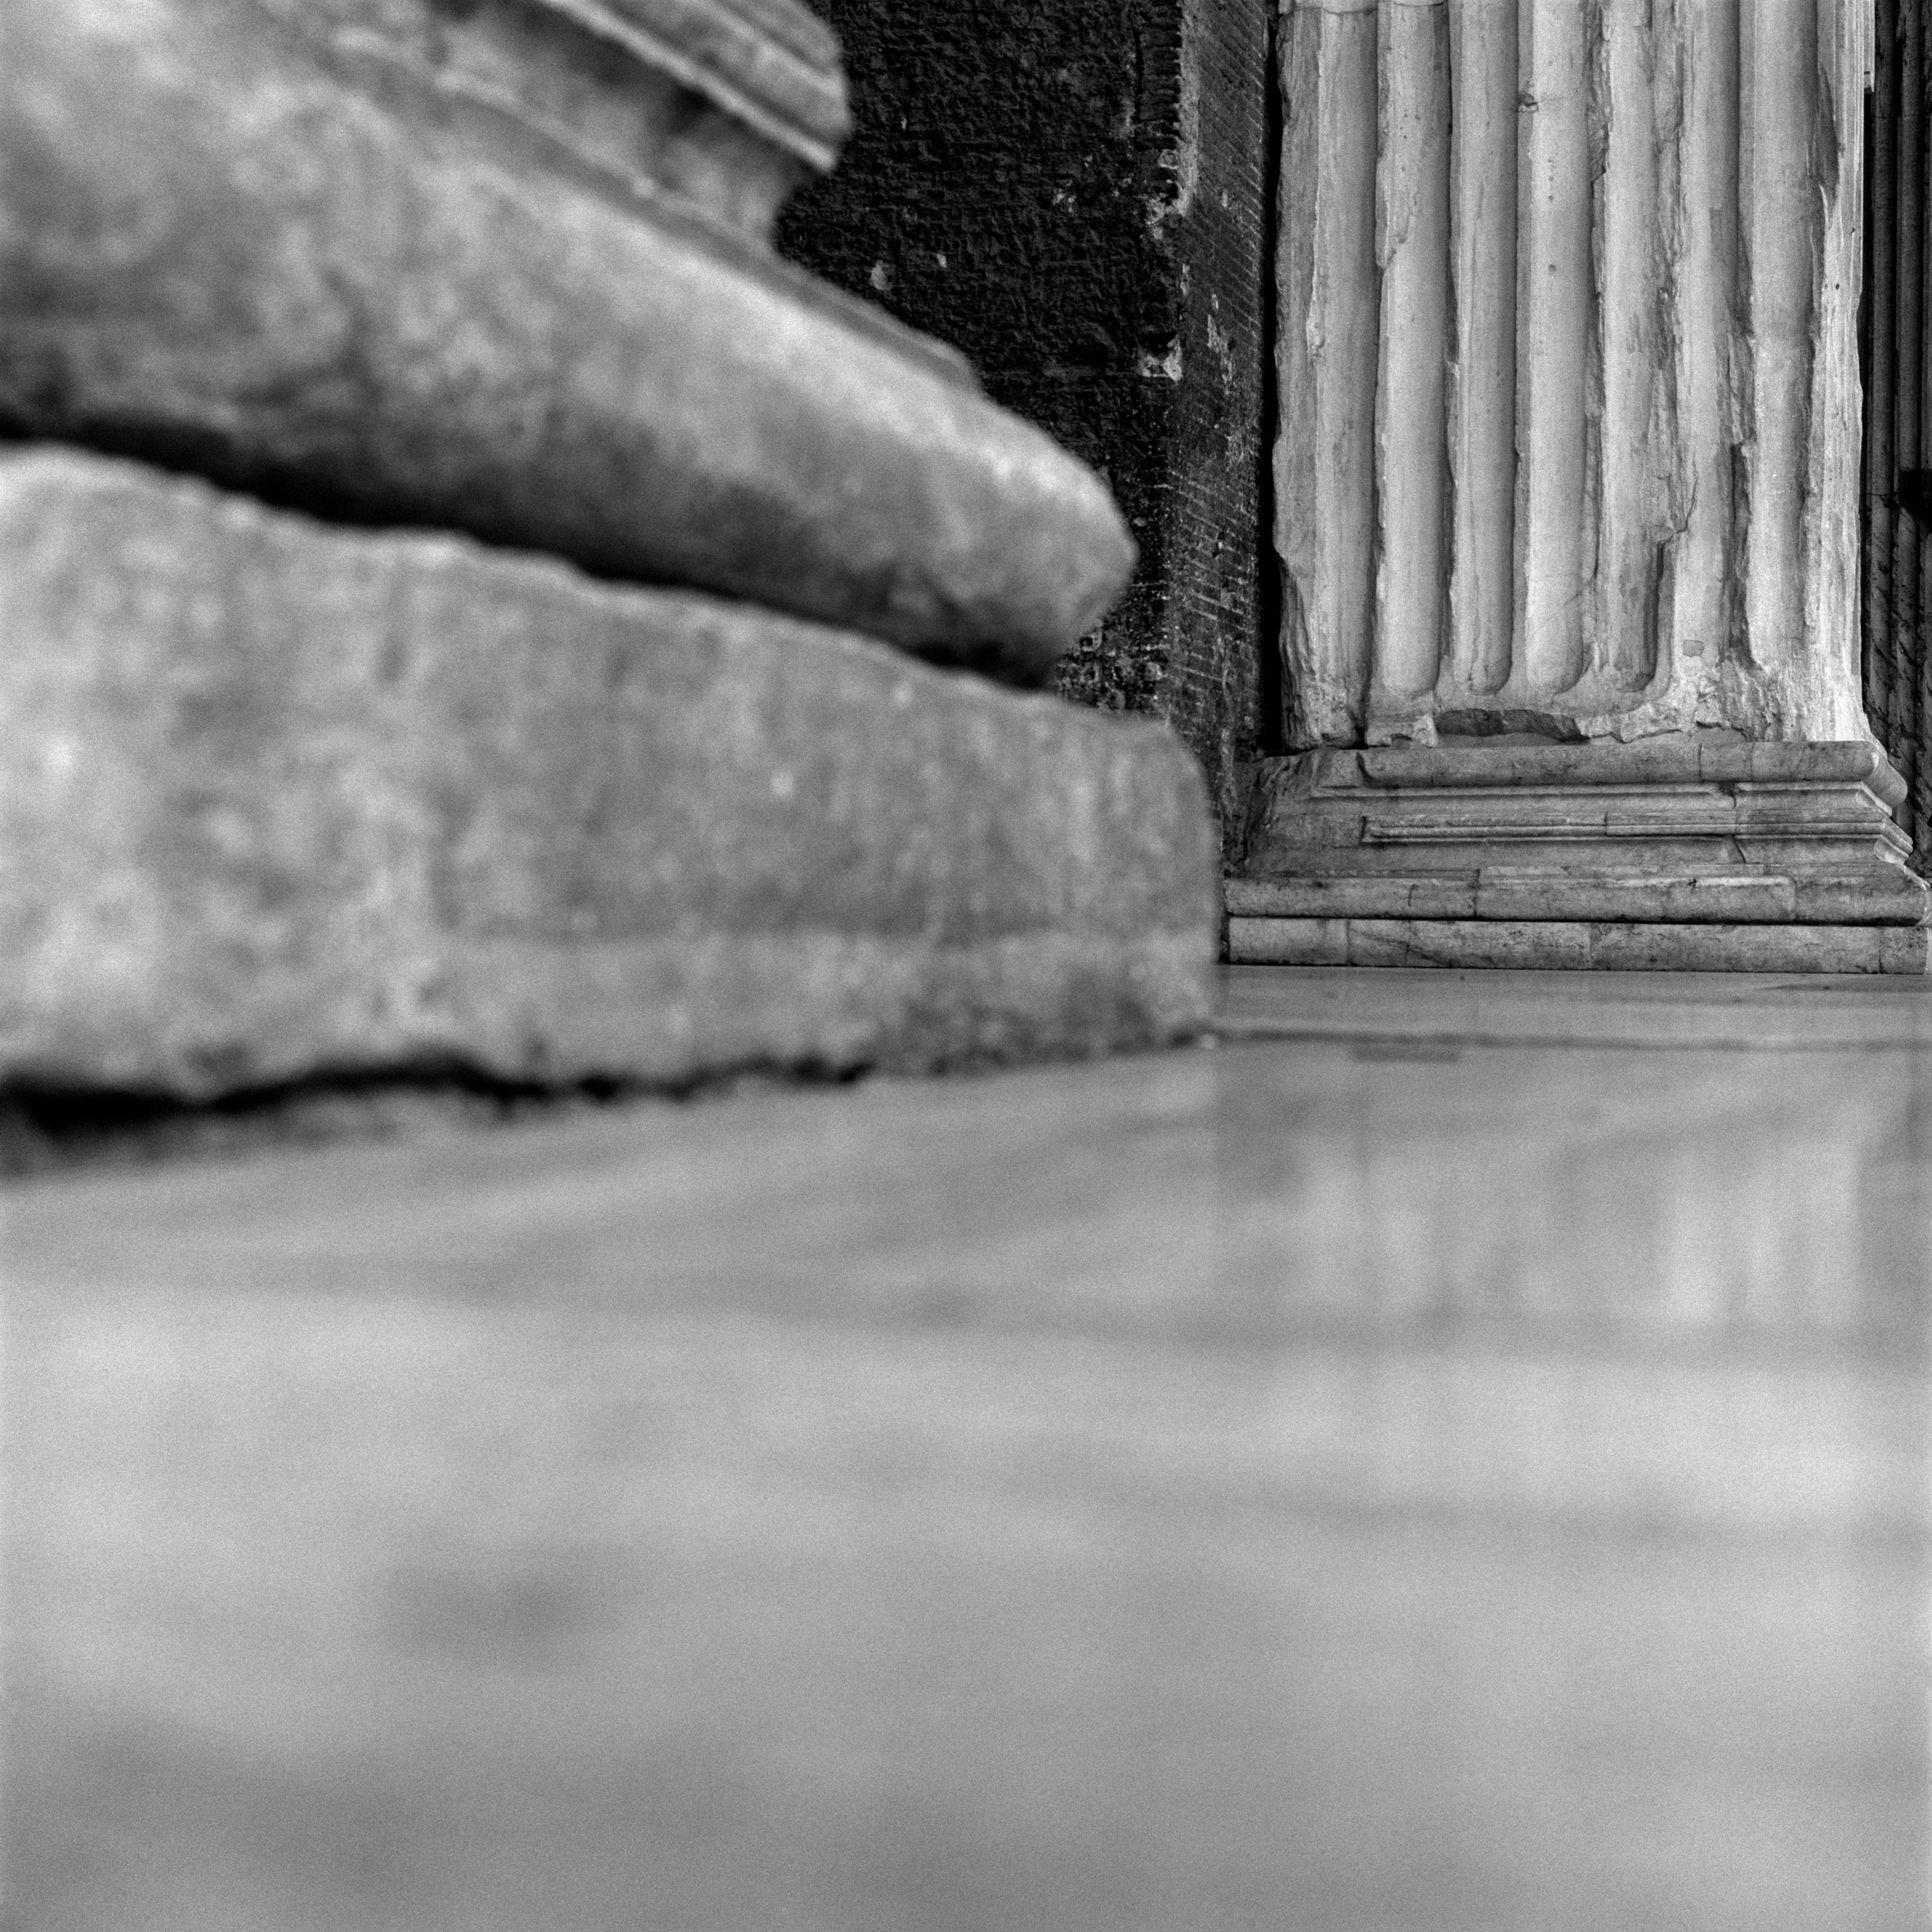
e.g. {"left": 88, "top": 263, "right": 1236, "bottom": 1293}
{"left": 1252, "top": 0, "right": 1921, "bottom": 970}
{"left": 0, "top": 450, "right": 1214, "bottom": 1097}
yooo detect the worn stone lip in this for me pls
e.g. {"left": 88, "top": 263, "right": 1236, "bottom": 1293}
{"left": 539, "top": 0, "right": 852, "bottom": 170}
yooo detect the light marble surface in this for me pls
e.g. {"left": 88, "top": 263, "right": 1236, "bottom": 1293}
{"left": 7, "top": 966, "right": 1929, "bottom": 1930}
{"left": 1228, "top": 915, "right": 1932, "bottom": 974}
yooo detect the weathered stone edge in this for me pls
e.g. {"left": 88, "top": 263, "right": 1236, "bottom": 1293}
{"left": 543, "top": 0, "right": 852, "bottom": 164}
{"left": 0, "top": 449, "right": 1214, "bottom": 1097}
{"left": 0, "top": 0, "right": 1134, "bottom": 676}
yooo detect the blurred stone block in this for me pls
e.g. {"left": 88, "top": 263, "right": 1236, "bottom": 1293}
{"left": 0, "top": 450, "right": 1214, "bottom": 1098}
{"left": 0, "top": 0, "right": 1134, "bottom": 682}
{"left": 248, "top": 0, "right": 853, "bottom": 240}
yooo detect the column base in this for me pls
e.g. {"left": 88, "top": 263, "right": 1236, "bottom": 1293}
{"left": 1231, "top": 737, "right": 1930, "bottom": 973}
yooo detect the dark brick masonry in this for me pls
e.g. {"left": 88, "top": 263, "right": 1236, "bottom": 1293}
{"left": 1863, "top": 0, "right": 1932, "bottom": 863}
{"left": 777, "top": 0, "right": 1274, "bottom": 849}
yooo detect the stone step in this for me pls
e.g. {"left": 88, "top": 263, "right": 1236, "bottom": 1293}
{"left": 1228, "top": 918, "right": 1932, "bottom": 976}
{"left": 0, "top": 0, "right": 1134, "bottom": 683}
{"left": 1235, "top": 739, "right": 1932, "bottom": 937}
{"left": 0, "top": 449, "right": 1214, "bottom": 1099}
{"left": 1224, "top": 871, "right": 1932, "bottom": 928}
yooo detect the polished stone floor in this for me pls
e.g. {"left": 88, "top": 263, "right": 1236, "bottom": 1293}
{"left": 7, "top": 967, "right": 1930, "bottom": 1930}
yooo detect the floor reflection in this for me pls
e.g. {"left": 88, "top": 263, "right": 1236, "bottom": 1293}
{"left": 1210, "top": 1039, "right": 1930, "bottom": 1339}
{"left": 7, "top": 969, "right": 1930, "bottom": 1931}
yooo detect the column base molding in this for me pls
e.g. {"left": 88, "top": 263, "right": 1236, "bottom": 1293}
{"left": 1231, "top": 737, "right": 1930, "bottom": 973}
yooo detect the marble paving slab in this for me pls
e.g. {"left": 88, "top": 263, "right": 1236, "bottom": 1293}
{"left": 7, "top": 969, "right": 1929, "bottom": 1931}
{"left": 1214, "top": 962, "right": 1932, "bottom": 1050}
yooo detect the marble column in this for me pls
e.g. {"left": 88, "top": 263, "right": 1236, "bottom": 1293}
{"left": 1276, "top": 0, "right": 1878, "bottom": 746}
{"left": 1239, "top": 0, "right": 1930, "bottom": 972}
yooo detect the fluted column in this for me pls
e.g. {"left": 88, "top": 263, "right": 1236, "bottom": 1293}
{"left": 1274, "top": 0, "right": 1875, "bottom": 750}
{"left": 1277, "top": 0, "right": 1379, "bottom": 746}
{"left": 1444, "top": 0, "right": 1517, "bottom": 699}
{"left": 1373, "top": 0, "right": 1451, "bottom": 714}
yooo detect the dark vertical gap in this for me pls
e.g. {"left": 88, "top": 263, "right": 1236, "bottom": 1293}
{"left": 1894, "top": 0, "right": 1925, "bottom": 836}
{"left": 1917, "top": 12, "right": 1932, "bottom": 856}
{"left": 1254, "top": 2, "right": 1285, "bottom": 758}
{"left": 1866, "top": 0, "right": 1898, "bottom": 814}
{"left": 1860, "top": 57, "right": 1877, "bottom": 729}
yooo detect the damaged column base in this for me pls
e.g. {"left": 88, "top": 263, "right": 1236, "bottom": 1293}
{"left": 0, "top": 449, "right": 1218, "bottom": 1101}
{"left": 1228, "top": 738, "right": 1932, "bottom": 974}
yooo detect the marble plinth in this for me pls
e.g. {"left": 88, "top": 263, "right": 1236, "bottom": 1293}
{"left": 1226, "top": 918, "right": 1932, "bottom": 976}
{"left": 0, "top": 450, "right": 1214, "bottom": 1099}
{"left": 0, "top": 0, "right": 1134, "bottom": 682}
{"left": 1232, "top": 736, "right": 1929, "bottom": 971}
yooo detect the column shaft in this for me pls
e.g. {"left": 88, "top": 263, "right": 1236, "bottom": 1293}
{"left": 1274, "top": 0, "right": 1874, "bottom": 749}
{"left": 1514, "top": 0, "right": 1591, "bottom": 700}
{"left": 1373, "top": 0, "right": 1451, "bottom": 709}
{"left": 1444, "top": 0, "right": 1518, "bottom": 699}
{"left": 1656, "top": 0, "right": 1741, "bottom": 679}
{"left": 1277, "top": 0, "right": 1379, "bottom": 747}
{"left": 1587, "top": 0, "right": 1662, "bottom": 691}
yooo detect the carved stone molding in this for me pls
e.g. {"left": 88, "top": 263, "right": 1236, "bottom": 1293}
{"left": 0, "top": 0, "right": 1134, "bottom": 678}
{"left": 244, "top": 0, "right": 850, "bottom": 239}
{"left": 1237, "top": 737, "right": 1926, "bottom": 922}
{"left": 1231, "top": 736, "right": 1930, "bottom": 971}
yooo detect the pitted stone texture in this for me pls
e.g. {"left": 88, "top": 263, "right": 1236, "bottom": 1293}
{"left": 0, "top": 0, "right": 1134, "bottom": 684}
{"left": 0, "top": 451, "right": 1214, "bottom": 1099}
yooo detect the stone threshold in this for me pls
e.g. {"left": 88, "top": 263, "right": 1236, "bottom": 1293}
{"left": 1226, "top": 918, "right": 1932, "bottom": 976}
{"left": 1224, "top": 874, "right": 1931, "bottom": 925}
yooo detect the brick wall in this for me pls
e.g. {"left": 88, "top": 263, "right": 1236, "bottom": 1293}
{"left": 1863, "top": 0, "right": 1932, "bottom": 861}
{"left": 777, "top": 0, "right": 1274, "bottom": 849}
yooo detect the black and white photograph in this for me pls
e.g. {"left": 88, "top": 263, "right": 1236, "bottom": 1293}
{"left": 2, "top": 0, "right": 1927, "bottom": 1925}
